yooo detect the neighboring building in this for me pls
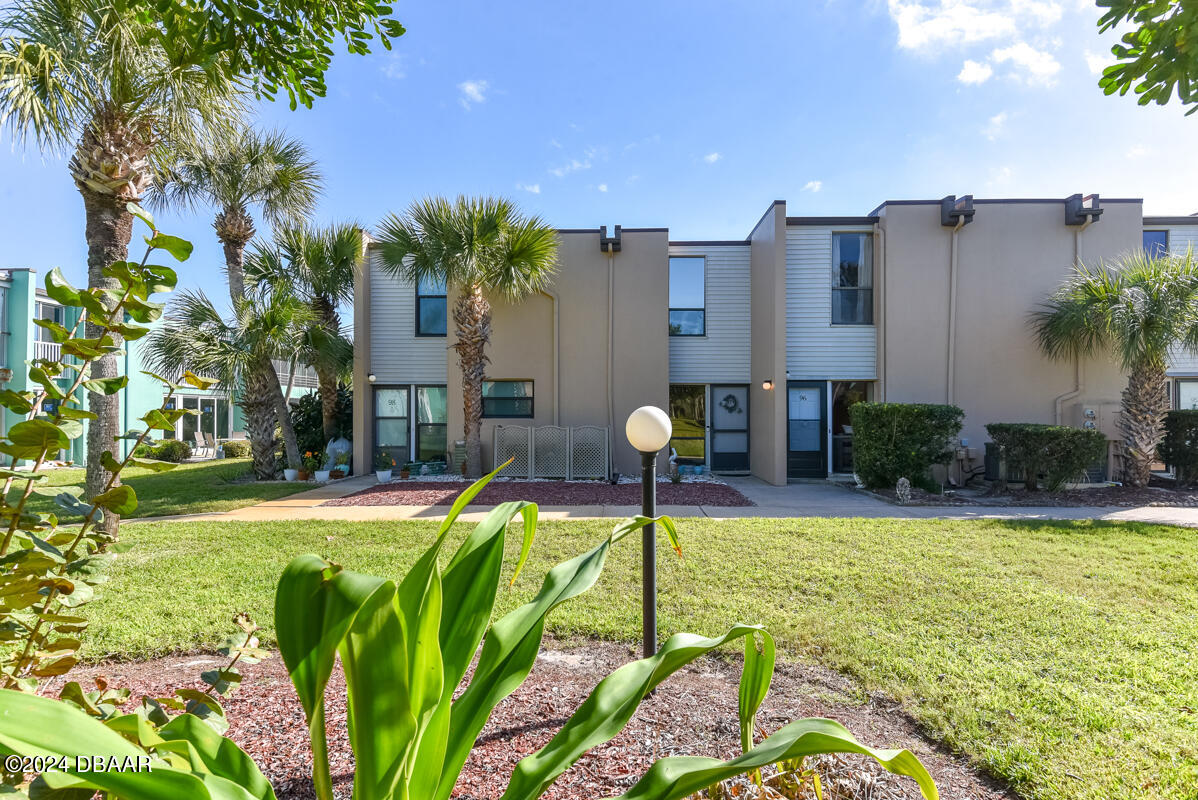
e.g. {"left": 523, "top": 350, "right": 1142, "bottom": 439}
{"left": 352, "top": 195, "right": 1198, "bottom": 485}
{"left": 0, "top": 269, "right": 317, "bottom": 464}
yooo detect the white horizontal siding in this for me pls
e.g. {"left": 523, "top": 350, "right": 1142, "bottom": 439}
{"left": 1165, "top": 227, "right": 1198, "bottom": 374}
{"left": 368, "top": 253, "right": 447, "bottom": 383}
{"left": 668, "top": 245, "right": 751, "bottom": 383}
{"left": 785, "top": 227, "right": 877, "bottom": 380}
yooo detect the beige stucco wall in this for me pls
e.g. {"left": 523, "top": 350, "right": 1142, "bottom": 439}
{"left": 351, "top": 256, "right": 372, "bottom": 476}
{"left": 879, "top": 199, "right": 1140, "bottom": 454}
{"left": 748, "top": 202, "right": 788, "bottom": 486}
{"left": 444, "top": 228, "right": 671, "bottom": 477}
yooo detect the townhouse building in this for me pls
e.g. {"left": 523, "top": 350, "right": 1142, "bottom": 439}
{"left": 353, "top": 195, "right": 1198, "bottom": 485}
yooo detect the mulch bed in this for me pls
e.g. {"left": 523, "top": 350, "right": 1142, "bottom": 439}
{"left": 61, "top": 640, "right": 1010, "bottom": 800}
{"left": 869, "top": 480, "right": 1198, "bottom": 508}
{"left": 323, "top": 481, "right": 754, "bottom": 508}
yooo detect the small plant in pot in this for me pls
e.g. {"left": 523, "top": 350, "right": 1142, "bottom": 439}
{"left": 375, "top": 449, "right": 395, "bottom": 483}
{"left": 330, "top": 450, "right": 350, "bottom": 479}
{"left": 400, "top": 462, "right": 411, "bottom": 480}
{"left": 300, "top": 450, "right": 321, "bottom": 481}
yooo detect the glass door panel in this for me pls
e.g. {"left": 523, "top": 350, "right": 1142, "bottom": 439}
{"left": 787, "top": 382, "right": 825, "bottom": 479}
{"left": 710, "top": 384, "right": 749, "bottom": 472}
{"left": 375, "top": 388, "right": 410, "bottom": 465}
{"left": 415, "top": 386, "right": 448, "bottom": 462}
{"left": 668, "top": 384, "right": 706, "bottom": 464}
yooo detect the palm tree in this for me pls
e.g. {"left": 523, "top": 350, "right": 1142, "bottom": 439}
{"left": 145, "top": 289, "right": 313, "bottom": 479}
{"left": 0, "top": 0, "right": 243, "bottom": 531}
{"left": 1033, "top": 250, "right": 1198, "bottom": 487}
{"left": 246, "top": 223, "right": 361, "bottom": 441}
{"left": 146, "top": 127, "right": 322, "bottom": 303}
{"left": 375, "top": 197, "right": 558, "bottom": 477}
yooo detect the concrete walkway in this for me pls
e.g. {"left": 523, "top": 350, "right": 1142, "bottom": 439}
{"left": 125, "top": 473, "right": 1198, "bottom": 527}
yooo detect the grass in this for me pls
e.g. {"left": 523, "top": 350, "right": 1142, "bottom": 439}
{"left": 81, "top": 516, "right": 1197, "bottom": 800}
{"left": 18, "top": 459, "right": 313, "bottom": 521}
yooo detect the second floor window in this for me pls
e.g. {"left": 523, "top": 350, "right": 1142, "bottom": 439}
{"left": 1143, "top": 230, "right": 1169, "bottom": 258}
{"left": 831, "top": 233, "right": 873, "bottom": 325}
{"left": 669, "top": 256, "right": 705, "bottom": 336}
{"left": 482, "top": 380, "right": 533, "bottom": 418}
{"left": 416, "top": 276, "right": 447, "bottom": 336}
{"left": 35, "top": 302, "right": 64, "bottom": 342}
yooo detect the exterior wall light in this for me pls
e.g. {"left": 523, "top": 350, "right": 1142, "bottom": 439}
{"left": 624, "top": 405, "right": 672, "bottom": 657}
{"left": 762, "top": 379, "right": 774, "bottom": 391}
{"left": 367, "top": 373, "right": 377, "bottom": 383}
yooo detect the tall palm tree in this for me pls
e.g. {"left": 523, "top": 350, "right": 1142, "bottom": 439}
{"left": 146, "top": 127, "right": 322, "bottom": 303}
{"left": 1033, "top": 250, "right": 1198, "bottom": 487}
{"left": 375, "top": 197, "right": 558, "bottom": 477}
{"left": 246, "top": 223, "right": 361, "bottom": 441}
{"left": 145, "top": 289, "right": 312, "bottom": 479}
{"left": 0, "top": 0, "right": 243, "bottom": 532}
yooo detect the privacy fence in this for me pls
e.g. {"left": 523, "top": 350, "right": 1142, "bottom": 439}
{"left": 492, "top": 425, "right": 610, "bottom": 479}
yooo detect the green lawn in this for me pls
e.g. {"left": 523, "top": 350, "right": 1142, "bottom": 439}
{"left": 18, "top": 459, "right": 312, "bottom": 521}
{"left": 81, "top": 517, "right": 1196, "bottom": 800}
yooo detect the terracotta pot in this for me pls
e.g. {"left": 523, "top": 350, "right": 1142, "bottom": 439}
{"left": 298, "top": 470, "right": 310, "bottom": 481}
{"left": 330, "top": 469, "right": 346, "bottom": 479}
{"left": 400, "top": 469, "right": 410, "bottom": 480}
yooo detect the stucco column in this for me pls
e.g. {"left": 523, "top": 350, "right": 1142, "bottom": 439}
{"left": 351, "top": 252, "right": 372, "bottom": 476}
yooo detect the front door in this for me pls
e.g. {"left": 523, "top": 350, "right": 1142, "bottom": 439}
{"left": 710, "top": 384, "right": 749, "bottom": 472}
{"left": 787, "top": 382, "right": 826, "bottom": 479}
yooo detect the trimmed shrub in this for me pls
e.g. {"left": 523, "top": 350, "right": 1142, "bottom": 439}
{"left": 221, "top": 439, "right": 252, "bottom": 459}
{"left": 289, "top": 385, "right": 353, "bottom": 456}
{"left": 1159, "top": 410, "right": 1198, "bottom": 486}
{"left": 131, "top": 443, "right": 154, "bottom": 458}
{"left": 152, "top": 439, "right": 192, "bottom": 463}
{"left": 985, "top": 423, "right": 1107, "bottom": 491}
{"left": 849, "top": 403, "right": 963, "bottom": 490}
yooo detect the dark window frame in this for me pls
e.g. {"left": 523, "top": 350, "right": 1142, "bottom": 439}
{"left": 1143, "top": 230, "right": 1169, "bottom": 259}
{"left": 415, "top": 277, "right": 448, "bottom": 337}
{"left": 414, "top": 384, "right": 449, "bottom": 462}
{"left": 481, "top": 379, "right": 535, "bottom": 419}
{"left": 373, "top": 384, "right": 412, "bottom": 463}
{"left": 830, "top": 231, "right": 874, "bottom": 326}
{"left": 669, "top": 256, "right": 707, "bottom": 337}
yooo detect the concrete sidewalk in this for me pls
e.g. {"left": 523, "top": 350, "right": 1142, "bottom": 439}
{"left": 124, "top": 473, "right": 1198, "bottom": 527}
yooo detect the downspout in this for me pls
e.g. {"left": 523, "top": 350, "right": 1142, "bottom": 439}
{"left": 541, "top": 288, "right": 560, "bottom": 425}
{"left": 875, "top": 223, "right": 886, "bottom": 401}
{"left": 946, "top": 215, "right": 965, "bottom": 405}
{"left": 1053, "top": 223, "right": 1092, "bottom": 422}
{"left": 607, "top": 249, "right": 615, "bottom": 461}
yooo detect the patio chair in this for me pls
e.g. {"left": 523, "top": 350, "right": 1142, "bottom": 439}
{"left": 205, "top": 432, "right": 217, "bottom": 453}
{"left": 193, "top": 431, "right": 211, "bottom": 458}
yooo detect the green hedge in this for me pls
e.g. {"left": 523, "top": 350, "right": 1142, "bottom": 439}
{"left": 221, "top": 439, "right": 252, "bottom": 459}
{"left": 1159, "top": 410, "right": 1198, "bottom": 486}
{"left": 288, "top": 386, "right": 353, "bottom": 456}
{"left": 985, "top": 423, "right": 1107, "bottom": 491}
{"left": 150, "top": 439, "right": 192, "bottom": 463}
{"left": 849, "top": 403, "right": 963, "bottom": 490}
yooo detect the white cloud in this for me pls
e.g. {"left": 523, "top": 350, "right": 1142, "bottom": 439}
{"left": 516, "top": 183, "right": 541, "bottom": 194}
{"left": 887, "top": 0, "right": 1018, "bottom": 50}
{"left": 991, "top": 41, "right": 1061, "bottom": 86}
{"left": 957, "top": 59, "right": 993, "bottom": 84}
{"left": 598, "top": 183, "right": 608, "bottom": 192}
{"left": 1084, "top": 49, "right": 1108, "bottom": 75}
{"left": 983, "top": 111, "right": 1007, "bottom": 140}
{"left": 802, "top": 180, "right": 822, "bottom": 193}
{"left": 1126, "top": 144, "right": 1150, "bottom": 159}
{"left": 457, "top": 79, "right": 489, "bottom": 109}
{"left": 549, "top": 158, "right": 591, "bottom": 178}
{"left": 987, "top": 165, "right": 1014, "bottom": 187}
{"left": 1010, "top": 0, "right": 1062, "bottom": 26}
{"left": 703, "top": 152, "right": 721, "bottom": 163}
{"left": 380, "top": 53, "right": 406, "bottom": 80}
{"left": 549, "top": 138, "right": 563, "bottom": 149}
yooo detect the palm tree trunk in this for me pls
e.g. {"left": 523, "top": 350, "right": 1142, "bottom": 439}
{"left": 313, "top": 293, "right": 341, "bottom": 442}
{"left": 452, "top": 285, "right": 491, "bottom": 478}
{"left": 80, "top": 189, "right": 132, "bottom": 537}
{"left": 240, "top": 363, "right": 278, "bottom": 480}
{"left": 1118, "top": 361, "right": 1170, "bottom": 487}
{"left": 215, "top": 205, "right": 256, "bottom": 304}
{"left": 264, "top": 355, "right": 301, "bottom": 470}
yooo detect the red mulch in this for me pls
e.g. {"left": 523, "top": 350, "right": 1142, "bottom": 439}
{"left": 323, "top": 481, "right": 754, "bottom": 508}
{"left": 63, "top": 641, "right": 1011, "bottom": 800}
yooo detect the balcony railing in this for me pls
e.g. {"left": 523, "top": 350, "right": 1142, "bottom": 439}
{"left": 273, "top": 358, "right": 320, "bottom": 389}
{"left": 34, "top": 340, "right": 61, "bottom": 362}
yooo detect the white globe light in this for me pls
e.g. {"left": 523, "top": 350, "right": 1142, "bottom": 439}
{"left": 625, "top": 406, "right": 672, "bottom": 453}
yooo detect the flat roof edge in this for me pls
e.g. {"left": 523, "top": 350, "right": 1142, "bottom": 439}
{"left": 669, "top": 240, "right": 749, "bottom": 247}
{"left": 786, "top": 216, "right": 878, "bottom": 226}
{"left": 1144, "top": 216, "right": 1198, "bottom": 225}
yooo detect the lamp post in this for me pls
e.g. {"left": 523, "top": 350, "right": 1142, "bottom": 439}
{"left": 625, "top": 405, "right": 672, "bottom": 658}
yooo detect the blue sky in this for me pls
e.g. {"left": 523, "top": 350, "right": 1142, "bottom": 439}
{"left": 2, "top": 0, "right": 1196, "bottom": 307}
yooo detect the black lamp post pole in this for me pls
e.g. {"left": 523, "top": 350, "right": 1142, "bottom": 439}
{"left": 641, "top": 449, "right": 657, "bottom": 658}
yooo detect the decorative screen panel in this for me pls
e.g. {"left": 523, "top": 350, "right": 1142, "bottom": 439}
{"left": 533, "top": 426, "right": 569, "bottom": 478}
{"left": 493, "top": 425, "right": 531, "bottom": 478}
{"left": 570, "top": 426, "right": 609, "bottom": 480}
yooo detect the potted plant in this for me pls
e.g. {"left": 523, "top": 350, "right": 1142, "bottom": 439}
{"left": 300, "top": 450, "right": 321, "bottom": 481}
{"left": 400, "top": 462, "right": 411, "bottom": 480}
{"left": 375, "top": 450, "right": 394, "bottom": 483}
{"left": 330, "top": 450, "right": 350, "bottom": 479}
{"left": 284, "top": 465, "right": 299, "bottom": 481}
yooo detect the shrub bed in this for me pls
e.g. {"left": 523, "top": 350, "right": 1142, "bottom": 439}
{"left": 985, "top": 423, "right": 1107, "bottom": 491}
{"left": 1159, "top": 409, "right": 1198, "bottom": 486}
{"left": 849, "top": 403, "right": 963, "bottom": 490}
{"left": 221, "top": 439, "right": 252, "bottom": 459}
{"left": 151, "top": 439, "right": 193, "bottom": 463}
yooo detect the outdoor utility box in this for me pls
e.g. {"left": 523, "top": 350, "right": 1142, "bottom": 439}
{"left": 1070, "top": 401, "right": 1121, "bottom": 439}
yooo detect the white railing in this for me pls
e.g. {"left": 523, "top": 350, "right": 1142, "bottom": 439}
{"left": 273, "top": 359, "right": 320, "bottom": 389}
{"left": 493, "top": 425, "right": 610, "bottom": 479}
{"left": 34, "top": 340, "right": 61, "bottom": 361}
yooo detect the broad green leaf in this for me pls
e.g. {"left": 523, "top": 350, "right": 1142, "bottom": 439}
{"left": 141, "top": 409, "right": 177, "bottom": 431}
{"left": 53, "top": 492, "right": 92, "bottom": 517}
{"left": 28, "top": 367, "right": 65, "bottom": 401}
{"left": 116, "top": 429, "right": 148, "bottom": 440}
{"left": 126, "top": 202, "right": 156, "bottom": 231}
{"left": 76, "top": 290, "right": 110, "bottom": 319}
{"left": 56, "top": 582, "right": 94, "bottom": 609}
{"left": 139, "top": 371, "right": 178, "bottom": 389}
{"left": 92, "top": 486, "right": 137, "bottom": 515}
{"left": 100, "top": 451, "right": 122, "bottom": 473}
{"left": 502, "top": 626, "right": 774, "bottom": 800}
{"left": 141, "top": 264, "right": 178, "bottom": 294}
{"left": 0, "top": 389, "right": 34, "bottom": 414}
{"left": 182, "top": 371, "right": 219, "bottom": 390}
{"left": 0, "top": 468, "right": 47, "bottom": 483}
{"left": 739, "top": 629, "right": 775, "bottom": 753}
{"left": 128, "top": 458, "right": 178, "bottom": 473}
{"left": 612, "top": 718, "right": 938, "bottom": 800}
{"left": 62, "top": 336, "right": 119, "bottom": 360}
{"left": 57, "top": 406, "right": 97, "bottom": 421}
{"left": 9, "top": 419, "right": 70, "bottom": 456}
{"left": 157, "top": 714, "right": 276, "bottom": 800}
{"left": 32, "top": 318, "right": 71, "bottom": 343}
{"left": 83, "top": 376, "right": 128, "bottom": 396}
{"left": 55, "top": 418, "right": 84, "bottom": 441}
{"left": 144, "top": 233, "right": 193, "bottom": 262}
{"left": 122, "top": 296, "right": 165, "bottom": 324}
{"left": 109, "top": 322, "right": 151, "bottom": 341}
{"left": 43, "top": 268, "right": 81, "bottom": 306}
